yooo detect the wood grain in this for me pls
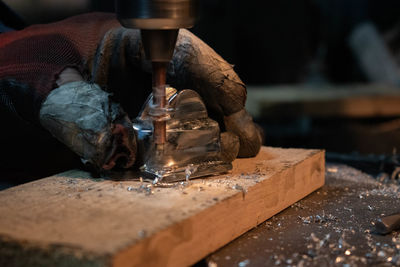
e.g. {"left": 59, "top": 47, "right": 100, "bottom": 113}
{"left": 0, "top": 147, "right": 325, "bottom": 267}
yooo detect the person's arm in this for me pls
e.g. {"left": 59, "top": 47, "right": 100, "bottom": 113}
{"left": 0, "top": 13, "right": 262, "bottom": 171}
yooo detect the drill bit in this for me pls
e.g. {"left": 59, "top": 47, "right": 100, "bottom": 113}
{"left": 152, "top": 62, "right": 167, "bottom": 145}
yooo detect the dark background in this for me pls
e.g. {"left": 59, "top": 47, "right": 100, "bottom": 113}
{"left": 4, "top": 0, "right": 400, "bottom": 84}
{"left": 1, "top": 0, "right": 400, "bottom": 184}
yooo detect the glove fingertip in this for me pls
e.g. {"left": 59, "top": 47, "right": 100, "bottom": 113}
{"left": 220, "top": 132, "right": 240, "bottom": 162}
{"left": 224, "top": 109, "right": 263, "bottom": 158}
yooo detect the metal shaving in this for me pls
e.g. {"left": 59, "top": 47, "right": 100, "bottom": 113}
{"left": 298, "top": 212, "right": 338, "bottom": 225}
{"left": 185, "top": 164, "right": 198, "bottom": 181}
{"left": 137, "top": 229, "right": 147, "bottom": 238}
{"left": 238, "top": 259, "right": 250, "bottom": 267}
{"left": 126, "top": 184, "right": 154, "bottom": 195}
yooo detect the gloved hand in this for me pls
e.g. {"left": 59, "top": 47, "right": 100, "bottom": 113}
{"left": 0, "top": 12, "right": 262, "bottom": 171}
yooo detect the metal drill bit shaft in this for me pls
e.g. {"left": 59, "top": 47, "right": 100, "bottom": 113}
{"left": 152, "top": 62, "right": 167, "bottom": 145}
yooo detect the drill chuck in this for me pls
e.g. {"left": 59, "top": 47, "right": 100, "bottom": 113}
{"left": 115, "top": 0, "right": 198, "bottom": 30}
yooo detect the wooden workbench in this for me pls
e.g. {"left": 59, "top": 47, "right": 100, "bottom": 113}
{"left": 0, "top": 147, "right": 324, "bottom": 267}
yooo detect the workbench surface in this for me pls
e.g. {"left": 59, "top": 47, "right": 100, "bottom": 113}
{"left": 203, "top": 163, "right": 400, "bottom": 266}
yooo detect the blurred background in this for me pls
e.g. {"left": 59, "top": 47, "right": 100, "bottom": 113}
{"left": 2, "top": 0, "right": 400, "bottom": 180}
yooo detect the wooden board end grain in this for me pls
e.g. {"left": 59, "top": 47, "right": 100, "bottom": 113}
{"left": 0, "top": 147, "right": 325, "bottom": 267}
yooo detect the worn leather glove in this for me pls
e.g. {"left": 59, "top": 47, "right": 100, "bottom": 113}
{"left": 0, "top": 12, "right": 262, "bottom": 171}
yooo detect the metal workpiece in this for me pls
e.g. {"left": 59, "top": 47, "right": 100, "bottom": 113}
{"left": 133, "top": 88, "right": 233, "bottom": 182}
{"left": 115, "top": 0, "right": 198, "bottom": 30}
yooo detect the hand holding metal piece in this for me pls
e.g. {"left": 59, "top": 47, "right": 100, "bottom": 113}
{"left": 0, "top": 12, "right": 262, "bottom": 172}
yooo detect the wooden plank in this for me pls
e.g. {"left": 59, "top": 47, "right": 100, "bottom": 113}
{"left": 246, "top": 84, "right": 400, "bottom": 118}
{"left": 0, "top": 147, "right": 325, "bottom": 267}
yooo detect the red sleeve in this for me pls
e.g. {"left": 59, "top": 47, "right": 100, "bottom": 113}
{"left": 0, "top": 12, "right": 120, "bottom": 101}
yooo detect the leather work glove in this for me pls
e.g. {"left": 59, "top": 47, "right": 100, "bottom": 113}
{"left": 0, "top": 13, "right": 262, "bottom": 171}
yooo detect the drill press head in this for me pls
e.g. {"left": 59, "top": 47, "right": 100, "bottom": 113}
{"left": 115, "top": 0, "right": 197, "bottom": 30}
{"left": 115, "top": 0, "right": 198, "bottom": 62}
